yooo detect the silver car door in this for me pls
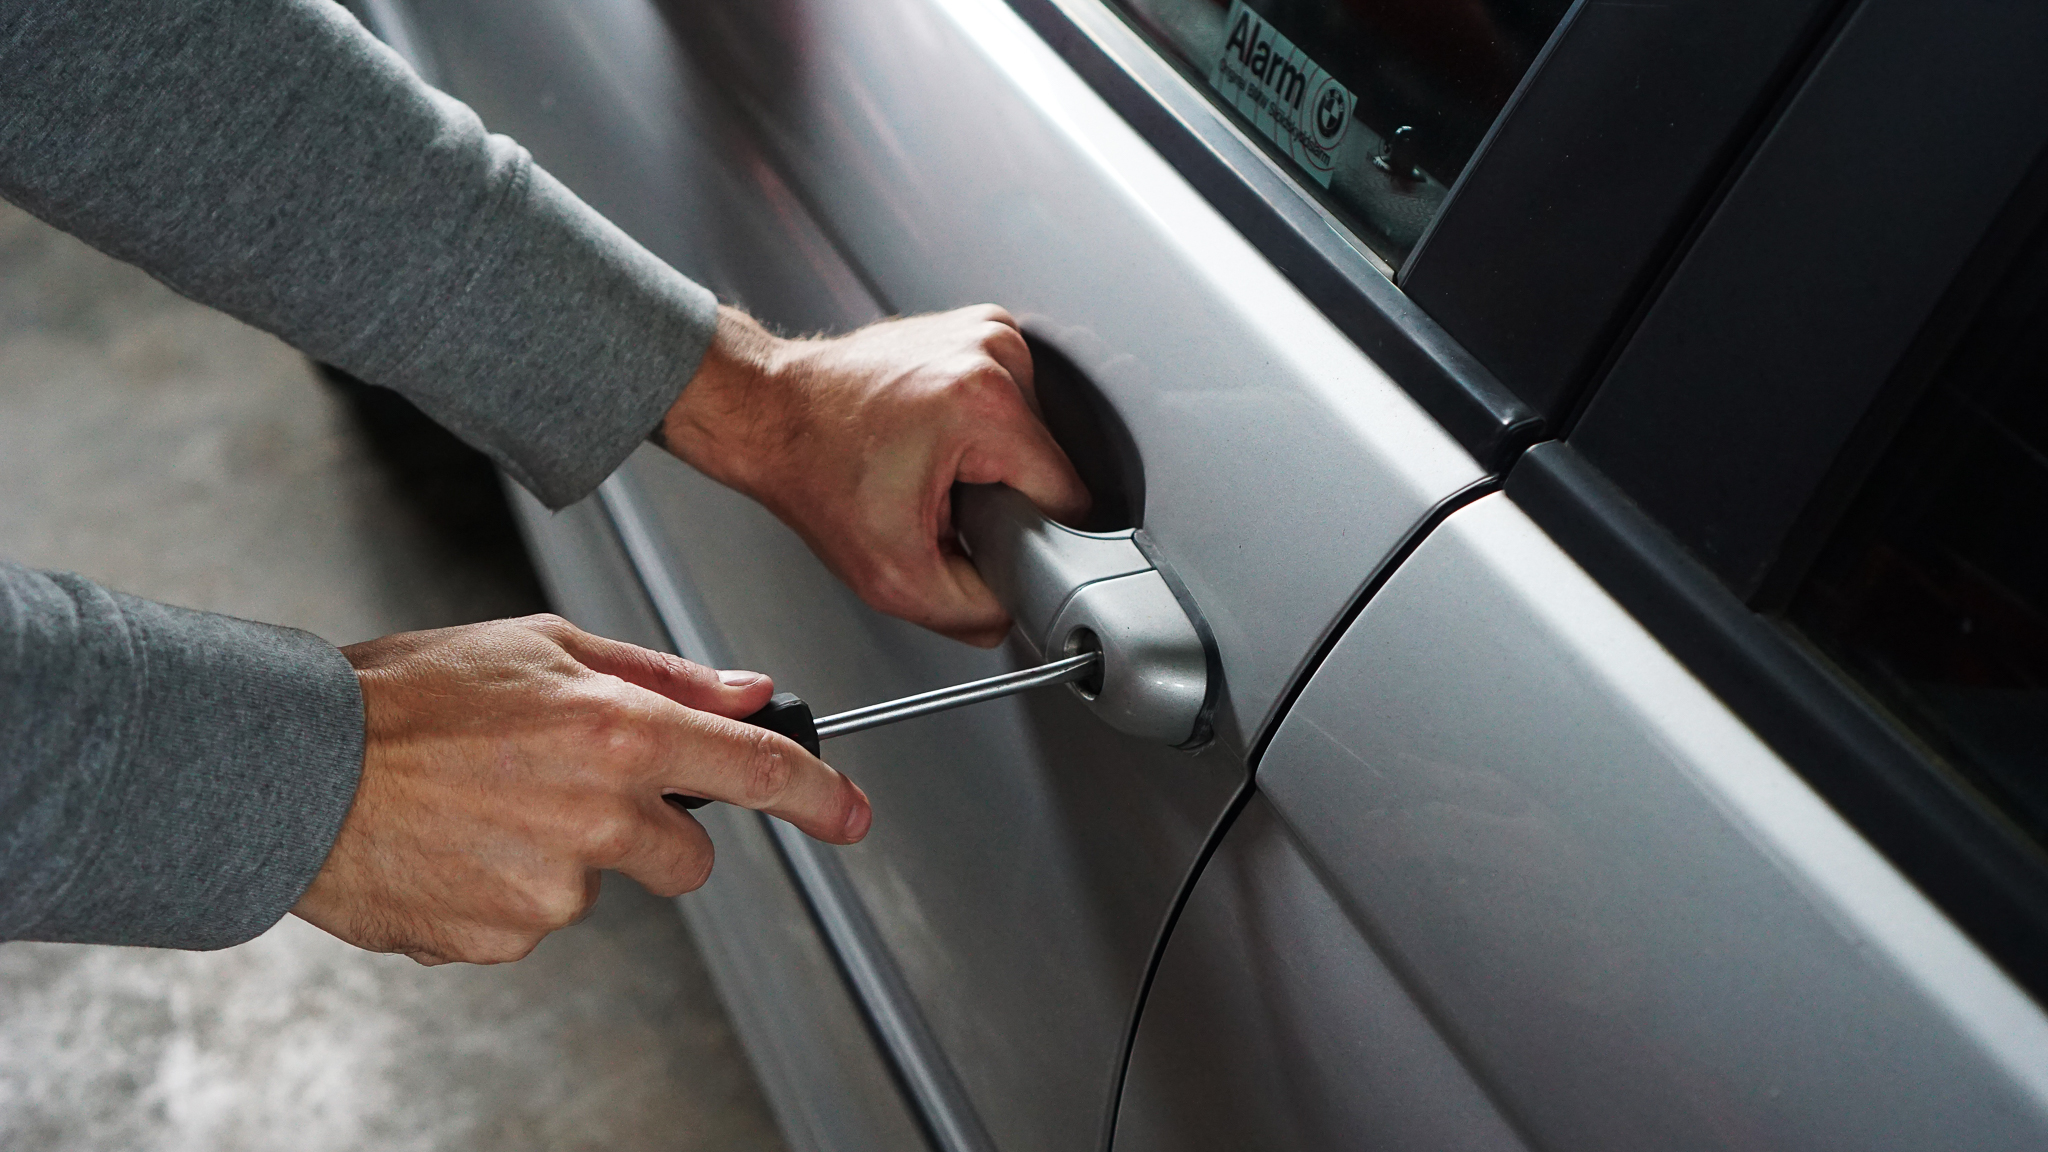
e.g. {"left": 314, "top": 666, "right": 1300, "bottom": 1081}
{"left": 1116, "top": 787, "right": 1529, "bottom": 1152}
{"left": 1123, "top": 492, "right": 2048, "bottom": 1150}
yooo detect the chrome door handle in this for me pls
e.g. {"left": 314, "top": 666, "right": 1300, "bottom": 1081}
{"left": 955, "top": 484, "right": 1212, "bottom": 747}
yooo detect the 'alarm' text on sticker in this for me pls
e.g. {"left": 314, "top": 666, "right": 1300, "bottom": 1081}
{"left": 1206, "top": 1, "right": 1356, "bottom": 188}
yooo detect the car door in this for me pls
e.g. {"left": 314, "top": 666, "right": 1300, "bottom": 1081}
{"left": 387, "top": 0, "right": 1494, "bottom": 1147}
{"left": 1114, "top": 0, "right": 2048, "bottom": 1147}
{"left": 365, "top": 0, "right": 1956, "bottom": 1143}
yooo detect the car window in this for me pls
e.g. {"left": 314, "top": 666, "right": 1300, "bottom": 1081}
{"left": 1110, "top": 0, "right": 1574, "bottom": 264}
{"left": 1789, "top": 216, "right": 2048, "bottom": 849}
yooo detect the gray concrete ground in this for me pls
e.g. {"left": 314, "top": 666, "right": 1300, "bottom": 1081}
{"left": 0, "top": 201, "right": 787, "bottom": 1151}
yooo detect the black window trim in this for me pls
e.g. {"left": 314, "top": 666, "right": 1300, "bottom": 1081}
{"left": 1522, "top": 0, "right": 2048, "bottom": 1005}
{"left": 1401, "top": 0, "right": 1854, "bottom": 425}
{"left": 1566, "top": 0, "right": 2048, "bottom": 605}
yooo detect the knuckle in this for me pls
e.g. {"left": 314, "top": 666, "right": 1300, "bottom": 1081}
{"left": 859, "top": 566, "right": 923, "bottom": 622}
{"left": 471, "top": 932, "right": 543, "bottom": 965}
{"left": 943, "top": 355, "right": 1002, "bottom": 391}
{"left": 673, "top": 656, "right": 719, "bottom": 691}
{"left": 736, "top": 728, "right": 795, "bottom": 807}
{"left": 521, "top": 612, "right": 576, "bottom": 641}
{"left": 580, "top": 806, "right": 642, "bottom": 864}
{"left": 571, "top": 874, "right": 603, "bottom": 923}
{"left": 844, "top": 553, "right": 911, "bottom": 611}
{"left": 581, "top": 695, "right": 657, "bottom": 766}
{"left": 524, "top": 876, "right": 595, "bottom": 935}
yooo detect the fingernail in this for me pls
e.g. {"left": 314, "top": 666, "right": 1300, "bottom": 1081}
{"left": 843, "top": 787, "right": 873, "bottom": 842}
{"left": 719, "top": 669, "right": 766, "bottom": 686}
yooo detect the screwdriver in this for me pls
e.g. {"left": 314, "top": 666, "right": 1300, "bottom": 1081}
{"left": 668, "top": 650, "right": 1102, "bottom": 809}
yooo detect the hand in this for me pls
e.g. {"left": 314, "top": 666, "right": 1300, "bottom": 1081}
{"left": 292, "top": 615, "right": 870, "bottom": 965}
{"left": 659, "top": 305, "right": 1091, "bottom": 647}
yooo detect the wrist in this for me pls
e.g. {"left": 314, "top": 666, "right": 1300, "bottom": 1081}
{"left": 658, "top": 306, "right": 795, "bottom": 494}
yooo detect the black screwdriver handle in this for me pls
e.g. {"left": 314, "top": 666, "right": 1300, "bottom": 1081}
{"left": 669, "top": 692, "right": 821, "bottom": 810}
{"left": 743, "top": 692, "right": 823, "bottom": 757}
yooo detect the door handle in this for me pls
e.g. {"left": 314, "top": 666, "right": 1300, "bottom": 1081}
{"left": 955, "top": 484, "right": 1212, "bottom": 747}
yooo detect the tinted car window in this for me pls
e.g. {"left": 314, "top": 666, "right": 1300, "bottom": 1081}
{"left": 1112, "top": 0, "right": 1573, "bottom": 265}
{"left": 1791, "top": 217, "right": 2048, "bottom": 847}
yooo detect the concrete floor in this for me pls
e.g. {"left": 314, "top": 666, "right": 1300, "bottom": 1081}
{"left": 0, "top": 202, "right": 787, "bottom": 1151}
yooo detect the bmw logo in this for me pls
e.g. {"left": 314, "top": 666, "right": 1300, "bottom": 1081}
{"left": 1311, "top": 81, "right": 1349, "bottom": 145}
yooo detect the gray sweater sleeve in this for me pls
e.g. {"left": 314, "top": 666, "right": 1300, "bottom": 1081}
{"left": 0, "top": 564, "right": 366, "bottom": 948}
{"left": 0, "top": 0, "right": 718, "bottom": 508}
{"left": 0, "top": 0, "right": 720, "bottom": 947}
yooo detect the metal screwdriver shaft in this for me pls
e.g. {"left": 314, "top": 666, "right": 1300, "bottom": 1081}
{"left": 812, "top": 650, "right": 1100, "bottom": 740}
{"left": 673, "top": 652, "right": 1104, "bottom": 809}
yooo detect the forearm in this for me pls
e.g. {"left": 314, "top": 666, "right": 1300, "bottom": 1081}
{"left": 0, "top": 0, "right": 715, "bottom": 508}
{"left": 0, "top": 563, "right": 365, "bottom": 949}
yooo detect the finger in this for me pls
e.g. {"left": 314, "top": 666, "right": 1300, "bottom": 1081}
{"left": 957, "top": 401, "right": 1092, "bottom": 525}
{"left": 848, "top": 526, "right": 1012, "bottom": 645}
{"left": 611, "top": 803, "right": 718, "bottom": 897}
{"left": 979, "top": 321, "right": 1035, "bottom": 405}
{"left": 551, "top": 624, "right": 774, "bottom": 718}
{"left": 922, "top": 550, "right": 1013, "bottom": 647}
{"left": 961, "top": 302, "right": 1020, "bottom": 331}
{"left": 662, "top": 714, "right": 874, "bottom": 844}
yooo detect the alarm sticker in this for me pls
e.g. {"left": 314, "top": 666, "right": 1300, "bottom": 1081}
{"left": 1207, "top": 1, "right": 1356, "bottom": 187}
